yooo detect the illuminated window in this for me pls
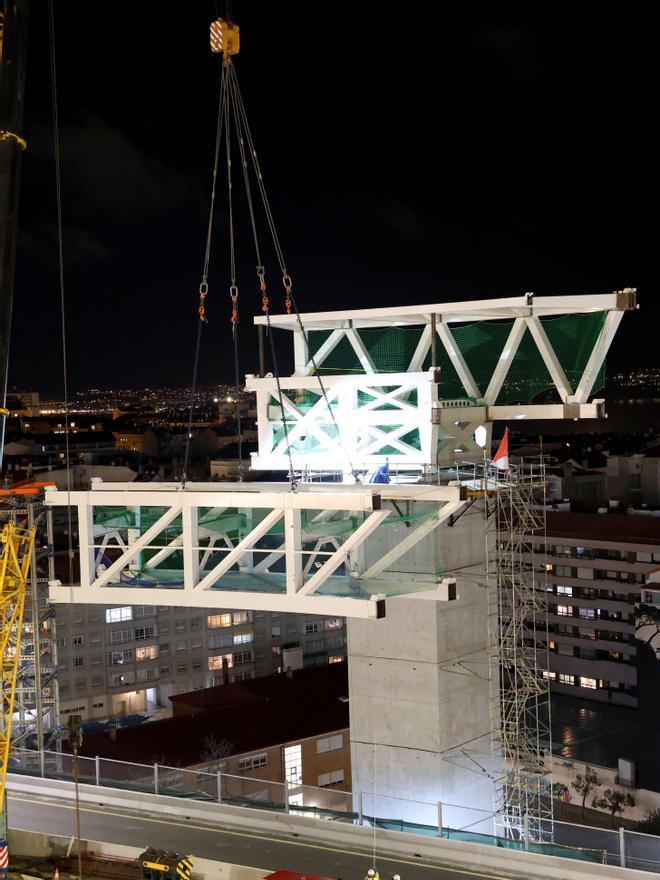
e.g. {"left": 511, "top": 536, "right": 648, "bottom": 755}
{"left": 208, "top": 653, "right": 233, "bottom": 670}
{"left": 233, "top": 611, "right": 250, "bottom": 625}
{"left": 284, "top": 744, "right": 302, "bottom": 785}
{"left": 579, "top": 607, "right": 596, "bottom": 620}
{"left": 207, "top": 614, "right": 232, "bottom": 628}
{"left": 329, "top": 655, "right": 344, "bottom": 663}
{"left": 324, "top": 618, "right": 343, "bottom": 631}
{"left": 579, "top": 676, "right": 598, "bottom": 690}
{"left": 556, "top": 605, "right": 573, "bottom": 617}
{"left": 556, "top": 586, "right": 573, "bottom": 597}
{"left": 136, "top": 646, "right": 158, "bottom": 661}
{"left": 543, "top": 671, "right": 557, "bottom": 680}
{"left": 106, "top": 607, "right": 132, "bottom": 623}
{"left": 233, "top": 630, "right": 252, "bottom": 645}
{"left": 558, "top": 673, "right": 574, "bottom": 686}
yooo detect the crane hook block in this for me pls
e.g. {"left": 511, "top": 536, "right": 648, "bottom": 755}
{"left": 210, "top": 18, "right": 240, "bottom": 56}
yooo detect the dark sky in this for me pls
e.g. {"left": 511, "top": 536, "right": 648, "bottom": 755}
{"left": 9, "top": 4, "right": 656, "bottom": 395}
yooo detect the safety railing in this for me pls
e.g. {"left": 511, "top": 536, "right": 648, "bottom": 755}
{"left": 7, "top": 747, "right": 660, "bottom": 873}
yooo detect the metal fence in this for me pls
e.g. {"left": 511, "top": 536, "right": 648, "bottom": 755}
{"left": 7, "top": 747, "right": 660, "bottom": 873}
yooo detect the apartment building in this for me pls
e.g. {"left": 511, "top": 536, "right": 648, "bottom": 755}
{"left": 538, "top": 511, "right": 660, "bottom": 708}
{"left": 77, "top": 663, "right": 352, "bottom": 799}
{"left": 55, "top": 604, "right": 347, "bottom": 722}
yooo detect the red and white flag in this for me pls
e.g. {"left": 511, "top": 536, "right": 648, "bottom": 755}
{"left": 492, "top": 427, "right": 509, "bottom": 471}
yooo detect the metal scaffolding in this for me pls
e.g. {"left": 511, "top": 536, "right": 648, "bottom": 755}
{"left": 488, "top": 462, "right": 552, "bottom": 841}
{"left": 1, "top": 499, "right": 59, "bottom": 750}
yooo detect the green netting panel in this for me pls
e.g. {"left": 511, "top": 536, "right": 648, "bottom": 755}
{"left": 449, "top": 322, "right": 512, "bottom": 397}
{"left": 495, "top": 326, "right": 555, "bottom": 403}
{"left": 309, "top": 312, "right": 607, "bottom": 403}
{"left": 309, "top": 328, "right": 424, "bottom": 374}
{"left": 422, "top": 341, "right": 468, "bottom": 399}
{"left": 543, "top": 312, "right": 607, "bottom": 393}
{"left": 398, "top": 428, "right": 421, "bottom": 450}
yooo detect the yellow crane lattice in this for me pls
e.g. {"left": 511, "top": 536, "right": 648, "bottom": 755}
{"left": 0, "top": 522, "right": 36, "bottom": 809}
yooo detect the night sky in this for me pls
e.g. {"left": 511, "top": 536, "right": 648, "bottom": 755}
{"left": 9, "top": 4, "right": 656, "bottom": 395}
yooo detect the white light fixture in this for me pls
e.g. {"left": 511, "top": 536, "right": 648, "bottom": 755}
{"left": 474, "top": 425, "right": 488, "bottom": 448}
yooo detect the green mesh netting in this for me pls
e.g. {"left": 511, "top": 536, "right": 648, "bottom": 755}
{"left": 308, "top": 312, "right": 607, "bottom": 404}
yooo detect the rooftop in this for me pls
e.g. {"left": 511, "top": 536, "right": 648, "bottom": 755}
{"left": 77, "top": 663, "right": 349, "bottom": 766}
{"left": 546, "top": 511, "right": 660, "bottom": 545}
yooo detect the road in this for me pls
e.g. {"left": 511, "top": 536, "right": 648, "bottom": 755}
{"left": 8, "top": 792, "right": 519, "bottom": 880}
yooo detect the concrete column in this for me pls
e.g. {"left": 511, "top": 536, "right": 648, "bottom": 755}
{"left": 348, "top": 500, "right": 495, "bottom": 834}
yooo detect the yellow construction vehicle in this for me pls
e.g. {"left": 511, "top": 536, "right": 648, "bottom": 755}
{"left": 0, "top": 523, "right": 36, "bottom": 813}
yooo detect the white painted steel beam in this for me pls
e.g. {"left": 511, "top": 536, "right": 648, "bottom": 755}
{"left": 361, "top": 500, "right": 466, "bottom": 579}
{"left": 436, "top": 321, "right": 482, "bottom": 399}
{"left": 48, "top": 584, "right": 386, "bottom": 618}
{"left": 304, "top": 328, "right": 344, "bottom": 374}
{"left": 46, "top": 482, "right": 465, "bottom": 617}
{"left": 193, "top": 508, "right": 283, "bottom": 591}
{"left": 253, "top": 290, "right": 636, "bottom": 331}
{"left": 573, "top": 310, "right": 624, "bottom": 403}
{"left": 524, "top": 316, "right": 572, "bottom": 402}
{"left": 297, "top": 509, "right": 390, "bottom": 596}
{"left": 92, "top": 505, "right": 183, "bottom": 590}
{"left": 483, "top": 318, "right": 526, "bottom": 406}
{"left": 487, "top": 401, "right": 605, "bottom": 421}
{"left": 345, "top": 327, "right": 377, "bottom": 374}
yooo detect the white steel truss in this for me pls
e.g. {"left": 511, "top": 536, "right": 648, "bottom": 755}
{"left": 488, "top": 464, "right": 552, "bottom": 841}
{"left": 250, "top": 290, "right": 634, "bottom": 471}
{"left": 46, "top": 481, "right": 466, "bottom": 619}
{"left": 247, "top": 372, "right": 438, "bottom": 471}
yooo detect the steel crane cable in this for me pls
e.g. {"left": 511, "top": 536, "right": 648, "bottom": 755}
{"left": 48, "top": 5, "right": 81, "bottom": 875}
{"left": 223, "top": 70, "right": 244, "bottom": 480}
{"left": 226, "top": 65, "right": 297, "bottom": 487}
{"left": 48, "top": 1, "right": 74, "bottom": 593}
{"left": 182, "top": 61, "right": 230, "bottom": 486}
{"left": 227, "top": 63, "right": 358, "bottom": 481}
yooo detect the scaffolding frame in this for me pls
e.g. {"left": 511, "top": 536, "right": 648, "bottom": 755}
{"left": 488, "top": 462, "right": 552, "bottom": 841}
{"left": 0, "top": 499, "right": 58, "bottom": 750}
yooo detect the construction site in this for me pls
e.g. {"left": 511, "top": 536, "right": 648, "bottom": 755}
{"left": 0, "top": 3, "right": 650, "bottom": 879}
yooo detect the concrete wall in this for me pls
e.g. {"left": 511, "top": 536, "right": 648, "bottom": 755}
{"left": 8, "top": 775, "right": 653, "bottom": 880}
{"left": 7, "top": 829, "right": 266, "bottom": 880}
{"left": 348, "top": 500, "right": 494, "bottom": 830}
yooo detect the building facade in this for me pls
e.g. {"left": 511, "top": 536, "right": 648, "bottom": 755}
{"left": 538, "top": 511, "right": 660, "bottom": 708}
{"left": 55, "top": 604, "right": 347, "bottom": 722}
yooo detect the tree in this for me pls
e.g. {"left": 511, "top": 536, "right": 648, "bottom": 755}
{"left": 633, "top": 808, "right": 660, "bottom": 835}
{"left": 552, "top": 782, "right": 570, "bottom": 819}
{"left": 571, "top": 765, "right": 600, "bottom": 820}
{"left": 592, "top": 788, "right": 635, "bottom": 827}
{"left": 200, "top": 734, "right": 233, "bottom": 770}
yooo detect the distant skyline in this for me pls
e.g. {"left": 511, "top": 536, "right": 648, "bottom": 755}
{"left": 10, "top": 5, "right": 655, "bottom": 395}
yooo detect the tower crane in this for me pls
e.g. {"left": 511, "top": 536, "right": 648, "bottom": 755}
{"left": 0, "top": 0, "right": 38, "bottom": 838}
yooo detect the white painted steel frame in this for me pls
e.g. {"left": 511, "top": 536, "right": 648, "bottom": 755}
{"left": 254, "top": 290, "right": 636, "bottom": 331}
{"left": 247, "top": 372, "right": 437, "bottom": 471}
{"left": 248, "top": 292, "right": 633, "bottom": 470}
{"left": 45, "top": 482, "right": 465, "bottom": 619}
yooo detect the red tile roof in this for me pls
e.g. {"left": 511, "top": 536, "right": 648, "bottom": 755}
{"left": 546, "top": 511, "right": 660, "bottom": 545}
{"left": 78, "top": 663, "right": 349, "bottom": 767}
